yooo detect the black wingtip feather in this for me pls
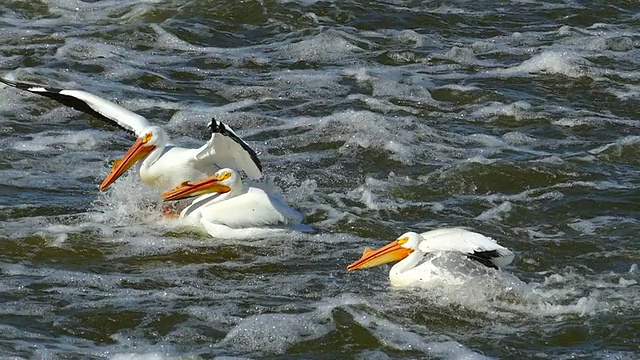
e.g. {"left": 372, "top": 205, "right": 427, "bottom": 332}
{"left": 466, "top": 250, "right": 501, "bottom": 269}
{"left": 0, "top": 77, "right": 64, "bottom": 93}
{"left": 208, "top": 118, "right": 263, "bottom": 174}
{"left": 1, "top": 76, "right": 134, "bottom": 136}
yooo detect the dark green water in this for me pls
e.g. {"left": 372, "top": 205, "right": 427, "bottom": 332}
{"left": 1, "top": 0, "right": 639, "bottom": 359}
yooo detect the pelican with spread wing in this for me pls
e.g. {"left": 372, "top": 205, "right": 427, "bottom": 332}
{"left": 0, "top": 77, "right": 263, "bottom": 191}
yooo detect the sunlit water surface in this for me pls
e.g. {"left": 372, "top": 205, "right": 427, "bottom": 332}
{"left": 1, "top": 0, "right": 640, "bottom": 359}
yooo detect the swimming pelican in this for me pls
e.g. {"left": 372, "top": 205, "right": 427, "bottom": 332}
{"left": 347, "top": 228, "right": 514, "bottom": 287}
{"left": 161, "top": 168, "right": 304, "bottom": 238}
{"left": 0, "top": 77, "right": 262, "bottom": 191}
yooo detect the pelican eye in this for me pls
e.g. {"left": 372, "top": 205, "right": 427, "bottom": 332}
{"left": 142, "top": 133, "right": 153, "bottom": 143}
{"left": 220, "top": 171, "right": 232, "bottom": 180}
{"left": 397, "top": 236, "right": 409, "bottom": 245}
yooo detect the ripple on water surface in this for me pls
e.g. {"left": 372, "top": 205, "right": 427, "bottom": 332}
{"left": 1, "top": 0, "right": 640, "bottom": 359}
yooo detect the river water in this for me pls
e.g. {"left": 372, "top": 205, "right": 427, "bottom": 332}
{"left": 1, "top": 1, "right": 639, "bottom": 359}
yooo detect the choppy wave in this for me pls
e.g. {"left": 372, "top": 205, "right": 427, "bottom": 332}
{"left": 1, "top": 0, "right": 640, "bottom": 358}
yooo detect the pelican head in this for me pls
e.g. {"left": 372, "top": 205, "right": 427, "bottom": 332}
{"left": 161, "top": 168, "right": 240, "bottom": 202}
{"left": 100, "top": 126, "right": 166, "bottom": 191}
{"left": 347, "top": 232, "right": 421, "bottom": 271}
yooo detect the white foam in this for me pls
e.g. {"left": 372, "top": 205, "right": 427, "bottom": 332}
{"left": 436, "top": 84, "right": 480, "bottom": 92}
{"left": 497, "top": 51, "right": 587, "bottom": 78}
{"left": 164, "top": 99, "right": 260, "bottom": 134}
{"left": 356, "top": 350, "right": 391, "bottom": 360}
{"left": 553, "top": 116, "right": 640, "bottom": 128}
{"left": 110, "top": 354, "right": 170, "bottom": 360}
{"left": 469, "top": 101, "right": 533, "bottom": 121}
{"left": 439, "top": 46, "right": 493, "bottom": 67}
{"left": 372, "top": 72, "right": 434, "bottom": 101}
{"left": 151, "top": 24, "right": 208, "bottom": 53}
{"left": 11, "top": 129, "right": 108, "bottom": 152}
{"left": 346, "top": 176, "right": 401, "bottom": 212}
{"left": 347, "top": 307, "right": 494, "bottom": 359}
{"left": 343, "top": 67, "right": 372, "bottom": 83}
{"left": 502, "top": 131, "right": 539, "bottom": 146}
{"left": 588, "top": 350, "right": 640, "bottom": 360}
{"left": 588, "top": 135, "right": 640, "bottom": 155}
{"left": 220, "top": 311, "right": 333, "bottom": 354}
{"left": 347, "top": 94, "right": 420, "bottom": 114}
{"left": 45, "top": 0, "right": 161, "bottom": 24}
{"left": 475, "top": 201, "right": 513, "bottom": 221}
{"left": 395, "top": 29, "right": 424, "bottom": 48}
{"left": 609, "top": 84, "right": 640, "bottom": 100}
{"left": 567, "top": 216, "right": 631, "bottom": 235}
{"left": 279, "top": 30, "right": 366, "bottom": 63}
{"left": 331, "top": 110, "right": 416, "bottom": 164}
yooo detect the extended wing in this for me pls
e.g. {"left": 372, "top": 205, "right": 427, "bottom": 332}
{"left": 0, "top": 77, "right": 149, "bottom": 137}
{"left": 194, "top": 119, "right": 263, "bottom": 179}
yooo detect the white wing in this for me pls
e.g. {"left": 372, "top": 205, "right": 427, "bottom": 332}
{"left": 194, "top": 119, "right": 263, "bottom": 179}
{"left": 254, "top": 188, "right": 304, "bottom": 224}
{"left": 0, "top": 77, "right": 150, "bottom": 136}
{"left": 1, "top": 79, "right": 263, "bottom": 177}
{"left": 198, "top": 187, "right": 300, "bottom": 229}
{"left": 418, "top": 228, "right": 514, "bottom": 268}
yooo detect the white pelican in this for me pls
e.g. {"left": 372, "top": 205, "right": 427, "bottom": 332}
{"left": 347, "top": 228, "right": 515, "bottom": 287}
{"left": 0, "top": 77, "right": 263, "bottom": 191}
{"left": 161, "top": 168, "right": 304, "bottom": 238}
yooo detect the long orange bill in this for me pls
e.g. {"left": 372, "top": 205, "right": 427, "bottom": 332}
{"left": 100, "top": 138, "right": 155, "bottom": 191}
{"left": 161, "top": 176, "right": 231, "bottom": 202}
{"left": 347, "top": 240, "right": 414, "bottom": 271}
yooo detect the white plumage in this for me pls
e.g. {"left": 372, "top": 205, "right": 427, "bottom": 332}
{"left": 0, "top": 77, "right": 262, "bottom": 192}
{"left": 162, "top": 168, "right": 303, "bottom": 238}
{"left": 348, "top": 228, "right": 514, "bottom": 287}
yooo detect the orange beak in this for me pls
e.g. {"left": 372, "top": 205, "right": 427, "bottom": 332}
{"left": 100, "top": 137, "right": 155, "bottom": 191}
{"left": 347, "top": 238, "right": 414, "bottom": 271}
{"left": 161, "top": 174, "right": 231, "bottom": 202}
